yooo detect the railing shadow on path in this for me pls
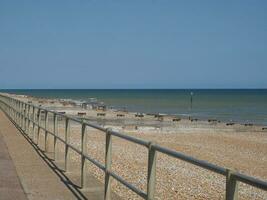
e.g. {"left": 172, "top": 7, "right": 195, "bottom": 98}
{"left": 8, "top": 116, "right": 89, "bottom": 200}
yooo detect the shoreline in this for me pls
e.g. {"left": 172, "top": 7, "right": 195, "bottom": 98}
{"left": 3, "top": 92, "right": 267, "bottom": 130}
{"left": 1, "top": 89, "right": 267, "bottom": 127}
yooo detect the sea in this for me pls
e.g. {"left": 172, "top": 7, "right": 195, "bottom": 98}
{"left": 1, "top": 89, "right": 267, "bottom": 126}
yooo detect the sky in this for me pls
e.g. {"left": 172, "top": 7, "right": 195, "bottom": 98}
{"left": 0, "top": 0, "right": 267, "bottom": 89}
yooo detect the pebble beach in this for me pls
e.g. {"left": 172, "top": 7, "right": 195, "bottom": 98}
{"left": 6, "top": 93, "right": 267, "bottom": 200}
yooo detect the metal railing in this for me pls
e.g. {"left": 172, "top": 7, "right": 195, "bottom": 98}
{"left": 0, "top": 93, "right": 266, "bottom": 200}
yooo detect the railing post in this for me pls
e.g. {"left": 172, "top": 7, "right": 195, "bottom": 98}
{"left": 14, "top": 100, "right": 17, "bottom": 121}
{"left": 12, "top": 99, "right": 14, "bottom": 119}
{"left": 226, "top": 169, "right": 239, "bottom": 200}
{"left": 44, "top": 111, "right": 48, "bottom": 151}
{"left": 7, "top": 99, "right": 9, "bottom": 115}
{"left": 25, "top": 104, "right": 28, "bottom": 133}
{"left": 9, "top": 99, "right": 12, "bottom": 118}
{"left": 16, "top": 101, "right": 18, "bottom": 124}
{"left": 32, "top": 107, "right": 36, "bottom": 141}
{"left": 18, "top": 101, "right": 20, "bottom": 126}
{"left": 147, "top": 142, "right": 157, "bottom": 200}
{"left": 81, "top": 121, "right": 88, "bottom": 188}
{"left": 24, "top": 104, "right": 27, "bottom": 132}
{"left": 22, "top": 103, "right": 24, "bottom": 130}
{"left": 15, "top": 100, "right": 18, "bottom": 123}
{"left": 17, "top": 101, "right": 20, "bottom": 124}
{"left": 20, "top": 102, "right": 23, "bottom": 127}
{"left": 27, "top": 104, "right": 31, "bottom": 136}
{"left": 20, "top": 102, "right": 23, "bottom": 128}
{"left": 53, "top": 113, "right": 58, "bottom": 160}
{"left": 13, "top": 99, "right": 15, "bottom": 122}
{"left": 64, "top": 118, "right": 70, "bottom": 171}
{"left": 13, "top": 100, "right": 15, "bottom": 119}
{"left": 104, "top": 128, "right": 112, "bottom": 200}
{"left": 9, "top": 99, "right": 11, "bottom": 117}
{"left": 37, "top": 108, "right": 41, "bottom": 145}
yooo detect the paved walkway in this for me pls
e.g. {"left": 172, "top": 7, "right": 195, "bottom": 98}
{"left": 0, "top": 129, "right": 27, "bottom": 200}
{"left": 0, "top": 111, "right": 121, "bottom": 200}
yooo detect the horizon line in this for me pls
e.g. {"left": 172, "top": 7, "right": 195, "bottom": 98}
{"left": 1, "top": 88, "right": 267, "bottom": 90}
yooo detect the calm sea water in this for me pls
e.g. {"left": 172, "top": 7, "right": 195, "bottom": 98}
{"left": 1, "top": 89, "right": 267, "bottom": 125}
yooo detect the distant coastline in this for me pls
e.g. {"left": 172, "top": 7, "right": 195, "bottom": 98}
{"left": 1, "top": 89, "right": 267, "bottom": 125}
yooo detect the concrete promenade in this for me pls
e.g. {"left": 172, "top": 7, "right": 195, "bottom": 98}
{"left": 0, "top": 125, "right": 27, "bottom": 200}
{"left": 0, "top": 111, "right": 120, "bottom": 200}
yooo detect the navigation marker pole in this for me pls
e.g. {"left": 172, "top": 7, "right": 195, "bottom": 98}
{"left": 190, "top": 91, "right": 194, "bottom": 110}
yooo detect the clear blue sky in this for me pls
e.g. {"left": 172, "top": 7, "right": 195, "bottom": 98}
{"left": 0, "top": 0, "right": 266, "bottom": 89}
